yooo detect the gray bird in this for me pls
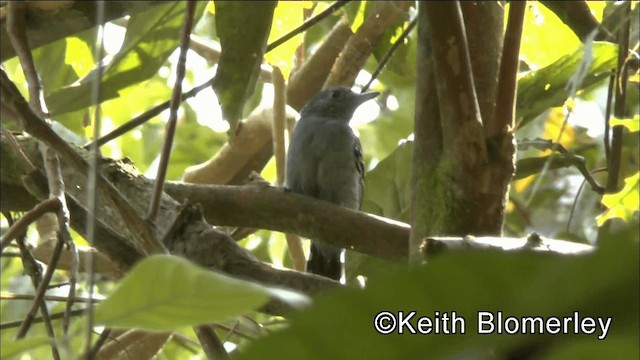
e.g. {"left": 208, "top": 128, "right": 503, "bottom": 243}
{"left": 285, "top": 87, "right": 378, "bottom": 280}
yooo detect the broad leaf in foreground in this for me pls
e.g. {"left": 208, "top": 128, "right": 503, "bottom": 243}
{"left": 94, "top": 254, "right": 309, "bottom": 330}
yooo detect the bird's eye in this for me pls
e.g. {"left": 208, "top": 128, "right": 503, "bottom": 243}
{"left": 331, "top": 90, "right": 340, "bottom": 99}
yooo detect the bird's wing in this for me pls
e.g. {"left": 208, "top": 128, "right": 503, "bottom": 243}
{"left": 285, "top": 121, "right": 319, "bottom": 197}
{"left": 354, "top": 136, "right": 365, "bottom": 210}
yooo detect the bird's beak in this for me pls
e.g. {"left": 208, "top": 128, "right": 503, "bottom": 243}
{"left": 355, "top": 91, "right": 379, "bottom": 105}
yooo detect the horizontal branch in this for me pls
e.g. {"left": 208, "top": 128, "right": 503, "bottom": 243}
{"left": 420, "top": 233, "right": 593, "bottom": 258}
{"left": 164, "top": 182, "right": 411, "bottom": 261}
{"left": 0, "top": 135, "right": 341, "bottom": 315}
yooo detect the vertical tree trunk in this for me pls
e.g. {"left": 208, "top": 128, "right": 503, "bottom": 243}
{"left": 410, "top": 3, "right": 441, "bottom": 261}
{"left": 411, "top": 2, "right": 516, "bottom": 261}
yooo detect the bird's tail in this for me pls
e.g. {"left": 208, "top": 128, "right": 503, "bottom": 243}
{"left": 306, "top": 242, "right": 342, "bottom": 281}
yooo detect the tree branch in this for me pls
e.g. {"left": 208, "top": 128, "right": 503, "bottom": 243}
{"left": 147, "top": 1, "right": 196, "bottom": 222}
{"left": 411, "top": 2, "right": 443, "bottom": 261}
{"left": 0, "top": 135, "right": 341, "bottom": 315}
{"left": 0, "top": 198, "right": 60, "bottom": 251}
{"left": 1, "top": 68, "right": 164, "bottom": 254}
{"left": 420, "top": 233, "right": 593, "bottom": 258}
{"left": 324, "top": 1, "right": 411, "bottom": 88}
{"left": 541, "top": 1, "right": 615, "bottom": 43}
{"left": 491, "top": 1, "right": 526, "bottom": 138}
{"left": 163, "top": 182, "right": 410, "bottom": 261}
{"left": 423, "top": 2, "right": 486, "bottom": 158}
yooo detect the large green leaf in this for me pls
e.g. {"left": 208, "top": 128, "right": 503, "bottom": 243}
{"left": 0, "top": 336, "right": 50, "bottom": 360}
{"left": 94, "top": 255, "right": 308, "bottom": 331}
{"left": 358, "top": 87, "right": 415, "bottom": 164}
{"left": 212, "top": 1, "right": 276, "bottom": 137}
{"left": 516, "top": 42, "right": 617, "bottom": 128}
{"left": 46, "top": 2, "right": 206, "bottom": 116}
{"left": 165, "top": 120, "right": 227, "bottom": 180}
{"left": 361, "top": 140, "right": 413, "bottom": 222}
{"left": 31, "top": 36, "right": 80, "bottom": 98}
{"left": 236, "top": 241, "right": 639, "bottom": 359}
{"left": 519, "top": 2, "right": 582, "bottom": 69}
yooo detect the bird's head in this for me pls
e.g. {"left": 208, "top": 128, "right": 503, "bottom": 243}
{"left": 300, "top": 87, "right": 379, "bottom": 121}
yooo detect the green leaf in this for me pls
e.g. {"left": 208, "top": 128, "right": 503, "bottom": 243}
{"left": 611, "top": 115, "right": 640, "bottom": 133}
{"left": 361, "top": 140, "right": 413, "bottom": 222}
{"left": 94, "top": 254, "right": 308, "bottom": 331}
{"left": 517, "top": 42, "right": 618, "bottom": 128}
{"left": 236, "top": 242, "right": 639, "bottom": 360}
{"left": 0, "top": 336, "right": 50, "bottom": 359}
{"left": 597, "top": 172, "right": 640, "bottom": 226}
{"left": 31, "top": 34, "right": 80, "bottom": 97}
{"left": 543, "top": 334, "right": 640, "bottom": 360}
{"left": 520, "top": 2, "right": 582, "bottom": 69}
{"left": 47, "top": 2, "right": 206, "bottom": 116}
{"left": 165, "top": 119, "right": 227, "bottom": 180}
{"left": 212, "top": 1, "right": 276, "bottom": 137}
{"left": 368, "top": 3, "right": 411, "bottom": 77}
{"left": 358, "top": 87, "right": 415, "bottom": 163}
{"left": 264, "top": 2, "right": 312, "bottom": 79}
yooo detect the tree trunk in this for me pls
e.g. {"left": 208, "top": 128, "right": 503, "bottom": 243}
{"left": 411, "top": 2, "right": 516, "bottom": 261}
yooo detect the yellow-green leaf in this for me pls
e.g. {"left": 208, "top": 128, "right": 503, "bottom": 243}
{"left": 597, "top": 172, "right": 640, "bottom": 226}
{"left": 610, "top": 115, "right": 640, "bottom": 133}
{"left": 265, "top": 1, "right": 315, "bottom": 79}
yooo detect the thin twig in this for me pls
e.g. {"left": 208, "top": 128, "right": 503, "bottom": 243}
{"left": 48, "top": 282, "right": 71, "bottom": 289}
{"left": 605, "top": 1, "right": 631, "bottom": 194}
{"left": 63, "top": 239, "right": 78, "bottom": 335}
{"left": 567, "top": 178, "right": 588, "bottom": 235}
{"left": 515, "top": 151, "right": 605, "bottom": 194}
{"left": 603, "top": 71, "right": 615, "bottom": 162}
{"left": 86, "top": 329, "right": 112, "bottom": 360}
{"left": 6, "top": 3, "right": 73, "bottom": 355}
{"left": 266, "top": 1, "right": 351, "bottom": 52}
{"left": 597, "top": 2, "right": 632, "bottom": 243}
{"left": 567, "top": 167, "right": 608, "bottom": 234}
{"left": 41, "top": 144, "right": 77, "bottom": 341}
{"left": 1, "top": 293, "right": 101, "bottom": 303}
{"left": 85, "top": 2, "right": 106, "bottom": 352}
{"left": 6, "top": 1, "right": 47, "bottom": 119}
{"left": 0, "top": 308, "right": 86, "bottom": 330}
{"left": 524, "top": 109, "right": 568, "bottom": 206}
{"left": 362, "top": 17, "right": 417, "bottom": 93}
{"left": 0, "top": 198, "right": 60, "bottom": 251}
{"left": 15, "top": 235, "right": 64, "bottom": 340}
{"left": 147, "top": 1, "right": 197, "bottom": 222}
{"left": 4, "top": 213, "right": 61, "bottom": 360}
{"left": 84, "top": 77, "right": 215, "bottom": 148}
{"left": 519, "top": 139, "right": 605, "bottom": 194}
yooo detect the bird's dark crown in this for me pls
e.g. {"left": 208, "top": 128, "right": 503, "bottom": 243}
{"left": 300, "top": 87, "right": 378, "bottom": 121}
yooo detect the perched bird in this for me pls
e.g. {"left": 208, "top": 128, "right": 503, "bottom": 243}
{"left": 285, "top": 87, "right": 378, "bottom": 280}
